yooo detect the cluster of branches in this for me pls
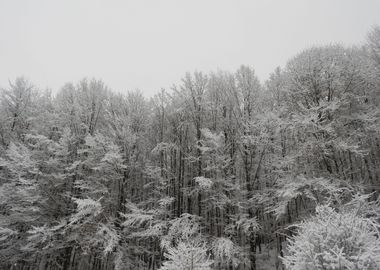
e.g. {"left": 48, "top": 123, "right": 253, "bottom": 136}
{"left": 0, "top": 27, "right": 380, "bottom": 270}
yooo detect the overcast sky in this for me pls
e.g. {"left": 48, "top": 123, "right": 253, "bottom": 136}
{"left": 1, "top": 0, "right": 380, "bottom": 96}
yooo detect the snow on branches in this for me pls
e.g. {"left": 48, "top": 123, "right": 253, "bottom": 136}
{"left": 159, "top": 241, "right": 213, "bottom": 270}
{"left": 283, "top": 203, "right": 380, "bottom": 270}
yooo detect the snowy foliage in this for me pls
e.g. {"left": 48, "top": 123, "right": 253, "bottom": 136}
{"left": 114, "top": 249, "right": 128, "bottom": 270}
{"left": 200, "top": 128, "right": 224, "bottom": 150}
{"left": 1, "top": 28, "right": 380, "bottom": 270}
{"left": 95, "top": 224, "right": 120, "bottom": 255}
{"left": 0, "top": 142, "right": 38, "bottom": 176}
{"left": 235, "top": 214, "right": 261, "bottom": 235}
{"left": 194, "top": 176, "right": 213, "bottom": 189}
{"left": 270, "top": 176, "right": 351, "bottom": 219}
{"left": 161, "top": 213, "right": 202, "bottom": 249}
{"left": 152, "top": 142, "right": 178, "bottom": 156}
{"left": 283, "top": 204, "right": 380, "bottom": 270}
{"left": 121, "top": 201, "right": 157, "bottom": 227}
{"left": 160, "top": 241, "right": 213, "bottom": 270}
{"left": 212, "top": 237, "right": 241, "bottom": 267}
{"left": 158, "top": 196, "right": 175, "bottom": 207}
{"left": 69, "top": 198, "right": 102, "bottom": 225}
{"left": 0, "top": 227, "right": 16, "bottom": 242}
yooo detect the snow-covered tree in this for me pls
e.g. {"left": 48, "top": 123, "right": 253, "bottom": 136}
{"left": 1, "top": 25, "right": 380, "bottom": 270}
{"left": 159, "top": 241, "right": 213, "bottom": 270}
{"left": 283, "top": 201, "right": 380, "bottom": 270}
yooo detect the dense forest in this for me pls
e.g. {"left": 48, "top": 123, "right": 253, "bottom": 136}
{"left": 1, "top": 26, "right": 380, "bottom": 270}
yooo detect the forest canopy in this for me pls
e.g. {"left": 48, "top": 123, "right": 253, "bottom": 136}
{"left": 0, "top": 26, "right": 380, "bottom": 270}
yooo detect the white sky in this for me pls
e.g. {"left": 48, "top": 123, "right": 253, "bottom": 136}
{"left": 1, "top": 0, "right": 380, "bottom": 96}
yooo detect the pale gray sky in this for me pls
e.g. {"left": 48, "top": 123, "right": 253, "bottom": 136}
{"left": 1, "top": 0, "right": 380, "bottom": 96}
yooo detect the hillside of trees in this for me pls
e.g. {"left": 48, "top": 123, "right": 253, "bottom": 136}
{"left": 1, "top": 26, "right": 380, "bottom": 270}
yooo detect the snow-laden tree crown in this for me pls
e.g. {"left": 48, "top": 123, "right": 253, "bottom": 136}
{"left": 0, "top": 26, "right": 380, "bottom": 270}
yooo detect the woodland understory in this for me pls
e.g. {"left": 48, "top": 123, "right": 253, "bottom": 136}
{"left": 1, "top": 27, "right": 380, "bottom": 270}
